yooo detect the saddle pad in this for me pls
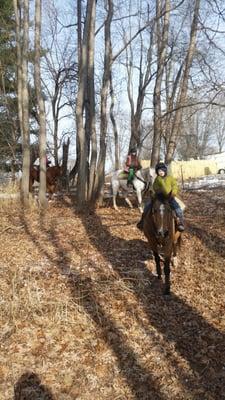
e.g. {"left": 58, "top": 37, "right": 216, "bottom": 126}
{"left": 118, "top": 172, "right": 128, "bottom": 180}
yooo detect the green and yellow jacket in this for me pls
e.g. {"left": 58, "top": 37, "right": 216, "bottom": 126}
{"left": 153, "top": 175, "right": 178, "bottom": 197}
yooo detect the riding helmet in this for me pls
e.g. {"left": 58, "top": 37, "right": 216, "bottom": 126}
{"left": 155, "top": 162, "right": 167, "bottom": 174}
{"left": 130, "top": 147, "right": 137, "bottom": 154}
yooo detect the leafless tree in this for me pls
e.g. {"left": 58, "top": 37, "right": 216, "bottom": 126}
{"left": 13, "top": 0, "right": 30, "bottom": 206}
{"left": 34, "top": 0, "right": 47, "bottom": 208}
{"left": 92, "top": 0, "right": 114, "bottom": 202}
{"left": 42, "top": 0, "right": 77, "bottom": 165}
{"left": 151, "top": 0, "right": 170, "bottom": 166}
{"left": 76, "top": 0, "right": 96, "bottom": 205}
{"left": 211, "top": 106, "right": 225, "bottom": 153}
{"left": 165, "top": 0, "right": 201, "bottom": 163}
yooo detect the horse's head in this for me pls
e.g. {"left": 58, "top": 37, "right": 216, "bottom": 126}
{"left": 151, "top": 198, "right": 173, "bottom": 239}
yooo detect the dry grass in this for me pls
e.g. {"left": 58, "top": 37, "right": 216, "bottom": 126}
{"left": 0, "top": 180, "right": 20, "bottom": 194}
{"left": 0, "top": 190, "right": 225, "bottom": 399}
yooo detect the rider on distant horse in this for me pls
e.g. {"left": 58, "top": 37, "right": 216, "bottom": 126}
{"left": 124, "top": 147, "right": 141, "bottom": 186}
{"left": 33, "top": 156, "right": 51, "bottom": 170}
{"left": 46, "top": 156, "right": 51, "bottom": 168}
{"left": 137, "top": 162, "right": 185, "bottom": 232}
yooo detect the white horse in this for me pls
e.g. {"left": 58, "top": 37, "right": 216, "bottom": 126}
{"left": 111, "top": 167, "right": 155, "bottom": 213}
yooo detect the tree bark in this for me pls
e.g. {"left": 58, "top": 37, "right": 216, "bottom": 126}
{"left": 62, "top": 137, "right": 70, "bottom": 189}
{"left": 86, "top": 0, "right": 97, "bottom": 201}
{"left": 34, "top": 0, "right": 47, "bottom": 209}
{"left": 14, "top": 0, "right": 30, "bottom": 206}
{"left": 109, "top": 71, "right": 120, "bottom": 170}
{"left": 76, "top": 0, "right": 92, "bottom": 205}
{"left": 93, "top": 0, "right": 113, "bottom": 203}
{"left": 151, "top": 0, "right": 170, "bottom": 167}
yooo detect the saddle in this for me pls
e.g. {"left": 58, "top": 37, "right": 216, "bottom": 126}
{"left": 119, "top": 171, "right": 129, "bottom": 180}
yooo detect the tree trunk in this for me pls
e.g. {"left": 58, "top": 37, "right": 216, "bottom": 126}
{"left": 109, "top": 72, "right": 120, "bottom": 170}
{"left": 86, "top": 0, "right": 97, "bottom": 201}
{"left": 14, "top": 0, "right": 30, "bottom": 206}
{"left": 62, "top": 138, "right": 70, "bottom": 189}
{"left": 93, "top": 0, "right": 113, "bottom": 203}
{"left": 52, "top": 97, "right": 59, "bottom": 166}
{"left": 76, "top": 0, "right": 91, "bottom": 206}
{"left": 151, "top": 0, "right": 170, "bottom": 167}
{"left": 34, "top": 0, "right": 47, "bottom": 209}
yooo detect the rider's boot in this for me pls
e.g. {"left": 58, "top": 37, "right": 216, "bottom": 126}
{"left": 175, "top": 208, "right": 185, "bottom": 232}
{"left": 177, "top": 220, "right": 185, "bottom": 232}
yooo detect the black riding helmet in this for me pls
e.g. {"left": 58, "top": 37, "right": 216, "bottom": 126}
{"left": 155, "top": 162, "right": 167, "bottom": 175}
{"left": 130, "top": 147, "right": 137, "bottom": 154}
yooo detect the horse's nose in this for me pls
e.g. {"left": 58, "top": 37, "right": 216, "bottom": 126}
{"left": 157, "top": 230, "right": 168, "bottom": 238}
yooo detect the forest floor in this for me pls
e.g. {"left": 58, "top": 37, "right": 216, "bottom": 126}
{"left": 0, "top": 188, "right": 225, "bottom": 400}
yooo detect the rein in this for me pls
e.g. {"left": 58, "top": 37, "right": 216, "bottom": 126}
{"left": 134, "top": 173, "right": 151, "bottom": 193}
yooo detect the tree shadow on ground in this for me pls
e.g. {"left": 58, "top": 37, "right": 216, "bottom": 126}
{"left": 18, "top": 201, "right": 225, "bottom": 400}
{"left": 14, "top": 372, "right": 54, "bottom": 400}
{"left": 18, "top": 208, "right": 166, "bottom": 400}
{"left": 74, "top": 204, "right": 225, "bottom": 400}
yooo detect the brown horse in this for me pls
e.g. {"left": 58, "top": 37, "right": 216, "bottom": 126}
{"left": 143, "top": 197, "right": 182, "bottom": 295}
{"left": 29, "top": 165, "right": 63, "bottom": 195}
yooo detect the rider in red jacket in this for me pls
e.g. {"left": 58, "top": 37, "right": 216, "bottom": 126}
{"left": 124, "top": 148, "right": 141, "bottom": 186}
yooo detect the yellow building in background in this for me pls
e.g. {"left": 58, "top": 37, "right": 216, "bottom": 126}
{"left": 141, "top": 159, "right": 219, "bottom": 180}
{"left": 169, "top": 160, "right": 218, "bottom": 180}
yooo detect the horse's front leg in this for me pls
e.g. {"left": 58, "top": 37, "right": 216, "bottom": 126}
{"left": 124, "top": 195, "right": 133, "bottom": 209}
{"left": 136, "top": 189, "right": 143, "bottom": 213}
{"left": 164, "top": 257, "right": 171, "bottom": 295}
{"left": 29, "top": 178, "right": 33, "bottom": 193}
{"left": 113, "top": 195, "right": 119, "bottom": 212}
{"left": 46, "top": 182, "right": 55, "bottom": 201}
{"left": 153, "top": 251, "right": 161, "bottom": 279}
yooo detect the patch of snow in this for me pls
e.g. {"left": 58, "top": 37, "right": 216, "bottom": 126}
{"left": 183, "top": 174, "right": 225, "bottom": 190}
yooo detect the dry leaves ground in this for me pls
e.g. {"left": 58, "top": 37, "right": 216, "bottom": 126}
{"left": 0, "top": 189, "right": 224, "bottom": 400}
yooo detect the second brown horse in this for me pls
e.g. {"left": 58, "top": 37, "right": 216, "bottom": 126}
{"left": 29, "top": 165, "right": 63, "bottom": 195}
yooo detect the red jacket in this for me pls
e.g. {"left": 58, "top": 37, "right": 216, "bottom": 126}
{"left": 124, "top": 154, "right": 140, "bottom": 172}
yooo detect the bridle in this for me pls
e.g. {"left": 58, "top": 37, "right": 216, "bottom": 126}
{"left": 151, "top": 200, "right": 173, "bottom": 239}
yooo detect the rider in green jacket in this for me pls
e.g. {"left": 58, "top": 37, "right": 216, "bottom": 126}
{"left": 153, "top": 174, "right": 178, "bottom": 197}
{"left": 137, "top": 162, "right": 185, "bottom": 232}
